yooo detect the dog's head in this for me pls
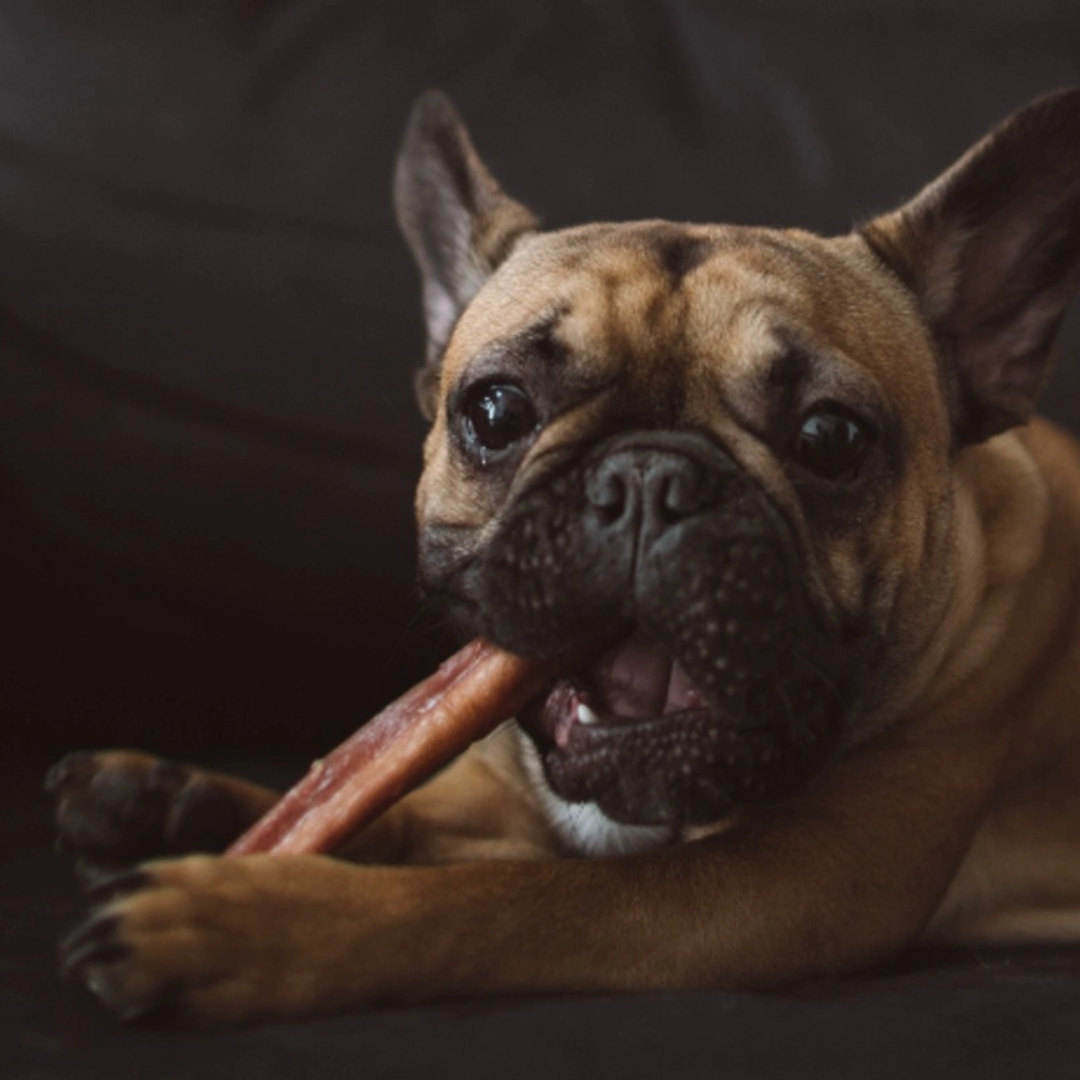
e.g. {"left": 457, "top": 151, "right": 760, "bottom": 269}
{"left": 394, "top": 89, "right": 1080, "bottom": 827}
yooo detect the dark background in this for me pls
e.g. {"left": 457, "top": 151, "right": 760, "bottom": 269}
{"left": 3, "top": 0, "right": 1079, "bottom": 767}
{"left": 4, "top": 3, "right": 1080, "bottom": 1077}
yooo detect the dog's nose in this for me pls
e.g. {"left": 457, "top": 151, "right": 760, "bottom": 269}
{"left": 586, "top": 448, "right": 716, "bottom": 533}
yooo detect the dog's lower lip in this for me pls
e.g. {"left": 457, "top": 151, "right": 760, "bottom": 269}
{"left": 564, "top": 699, "right": 718, "bottom": 752}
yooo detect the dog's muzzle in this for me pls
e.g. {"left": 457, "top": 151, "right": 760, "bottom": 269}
{"left": 433, "top": 430, "right": 872, "bottom": 826}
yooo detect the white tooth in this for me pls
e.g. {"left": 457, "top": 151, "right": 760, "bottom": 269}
{"left": 577, "top": 703, "right": 600, "bottom": 726}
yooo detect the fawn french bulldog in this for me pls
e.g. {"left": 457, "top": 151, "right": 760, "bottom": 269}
{"left": 49, "top": 86, "right": 1080, "bottom": 1023}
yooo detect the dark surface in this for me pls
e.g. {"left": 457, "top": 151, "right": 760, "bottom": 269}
{"left": 8, "top": 769, "right": 1080, "bottom": 1080}
{"left": 3, "top": 1, "right": 1080, "bottom": 1076}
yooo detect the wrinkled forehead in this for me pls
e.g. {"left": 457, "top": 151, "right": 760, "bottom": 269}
{"left": 444, "top": 221, "right": 941, "bottom": 418}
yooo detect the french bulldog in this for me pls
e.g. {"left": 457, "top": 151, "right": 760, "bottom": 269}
{"left": 49, "top": 86, "right": 1080, "bottom": 1023}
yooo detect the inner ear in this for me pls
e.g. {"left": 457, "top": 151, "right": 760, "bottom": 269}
{"left": 862, "top": 87, "right": 1080, "bottom": 443}
{"left": 394, "top": 91, "right": 538, "bottom": 416}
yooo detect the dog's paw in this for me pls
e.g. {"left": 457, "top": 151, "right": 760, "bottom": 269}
{"left": 59, "top": 855, "right": 363, "bottom": 1025}
{"left": 46, "top": 752, "right": 260, "bottom": 881}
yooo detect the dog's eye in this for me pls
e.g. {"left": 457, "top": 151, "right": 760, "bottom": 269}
{"left": 464, "top": 383, "right": 538, "bottom": 453}
{"left": 792, "top": 408, "right": 872, "bottom": 481}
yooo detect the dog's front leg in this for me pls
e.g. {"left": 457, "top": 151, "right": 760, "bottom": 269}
{"left": 333, "top": 728, "right": 566, "bottom": 865}
{"left": 48, "top": 727, "right": 555, "bottom": 877}
{"left": 61, "top": 728, "right": 997, "bottom": 1024}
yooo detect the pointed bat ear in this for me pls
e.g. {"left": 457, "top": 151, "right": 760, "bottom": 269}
{"left": 394, "top": 91, "right": 539, "bottom": 420}
{"left": 862, "top": 87, "right": 1080, "bottom": 444}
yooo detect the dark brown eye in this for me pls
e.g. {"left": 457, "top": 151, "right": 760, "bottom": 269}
{"left": 464, "top": 383, "right": 538, "bottom": 453}
{"left": 792, "top": 408, "right": 872, "bottom": 481}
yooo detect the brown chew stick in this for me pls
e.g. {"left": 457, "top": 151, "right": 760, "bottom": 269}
{"left": 227, "top": 638, "right": 569, "bottom": 856}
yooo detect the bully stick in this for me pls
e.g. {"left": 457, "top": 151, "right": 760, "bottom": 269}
{"left": 227, "top": 639, "right": 571, "bottom": 856}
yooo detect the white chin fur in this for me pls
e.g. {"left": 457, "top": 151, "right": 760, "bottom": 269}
{"left": 515, "top": 725, "right": 674, "bottom": 857}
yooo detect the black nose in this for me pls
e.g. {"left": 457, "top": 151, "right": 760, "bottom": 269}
{"left": 586, "top": 447, "right": 717, "bottom": 534}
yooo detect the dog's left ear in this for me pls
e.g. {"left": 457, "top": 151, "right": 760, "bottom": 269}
{"left": 862, "top": 87, "right": 1080, "bottom": 443}
{"left": 394, "top": 91, "right": 538, "bottom": 420}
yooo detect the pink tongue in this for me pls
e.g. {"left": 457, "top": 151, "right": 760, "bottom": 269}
{"left": 589, "top": 629, "right": 700, "bottom": 719}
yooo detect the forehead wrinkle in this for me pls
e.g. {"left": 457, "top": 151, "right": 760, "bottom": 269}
{"left": 687, "top": 296, "right": 796, "bottom": 391}
{"left": 773, "top": 324, "right": 892, "bottom": 412}
{"left": 559, "top": 259, "right": 682, "bottom": 373}
{"left": 444, "top": 250, "right": 586, "bottom": 378}
{"left": 686, "top": 246, "right": 807, "bottom": 348}
{"left": 480, "top": 304, "right": 571, "bottom": 366}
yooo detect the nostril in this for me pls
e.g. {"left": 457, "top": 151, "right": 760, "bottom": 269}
{"left": 655, "top": 463, "right": 710, "bottom": 523}
{"left": 587, "top": 451, "right": 716, "bottom": 531}
{"left": 659, "top": 473, "right": 692, "bottom": 522}
{"left": 588, "top": 472, "right": 629, "bottom": 524}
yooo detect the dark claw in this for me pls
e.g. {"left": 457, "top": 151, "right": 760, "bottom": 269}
{"left": 63, "top": 939, "right": 131, "bottom": 980}
{"left": 60, "top": 914, "right": 125, "bottom": 976}
{"left": 83, "top": 868, "right": 152, "bottom": 904}
{"left": 73, "top": 858, "right": 125, "bottom": 891}
{"left": 61, "top": 915, "right": 182, "bottom": 1024}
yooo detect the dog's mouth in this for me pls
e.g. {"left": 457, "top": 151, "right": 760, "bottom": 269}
{"left": 516, "top": 622, "right": 837, "bottom": 827}
{"left": 522, "top": 627, "right": 708, "bottom": 750}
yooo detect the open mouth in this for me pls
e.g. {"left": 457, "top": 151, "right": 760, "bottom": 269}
{"left": 522, "top": 627, "right": 711, "bottom": 752}
{"left": 518, "top": 625, "right": 775, "bottom": 825}
{"left": 516, "top": 622, "right": 841, "bottom": 826}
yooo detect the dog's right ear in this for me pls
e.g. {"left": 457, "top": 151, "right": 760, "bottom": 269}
{"left": 394, "top": 91, "right": 538, "bottom": 420}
